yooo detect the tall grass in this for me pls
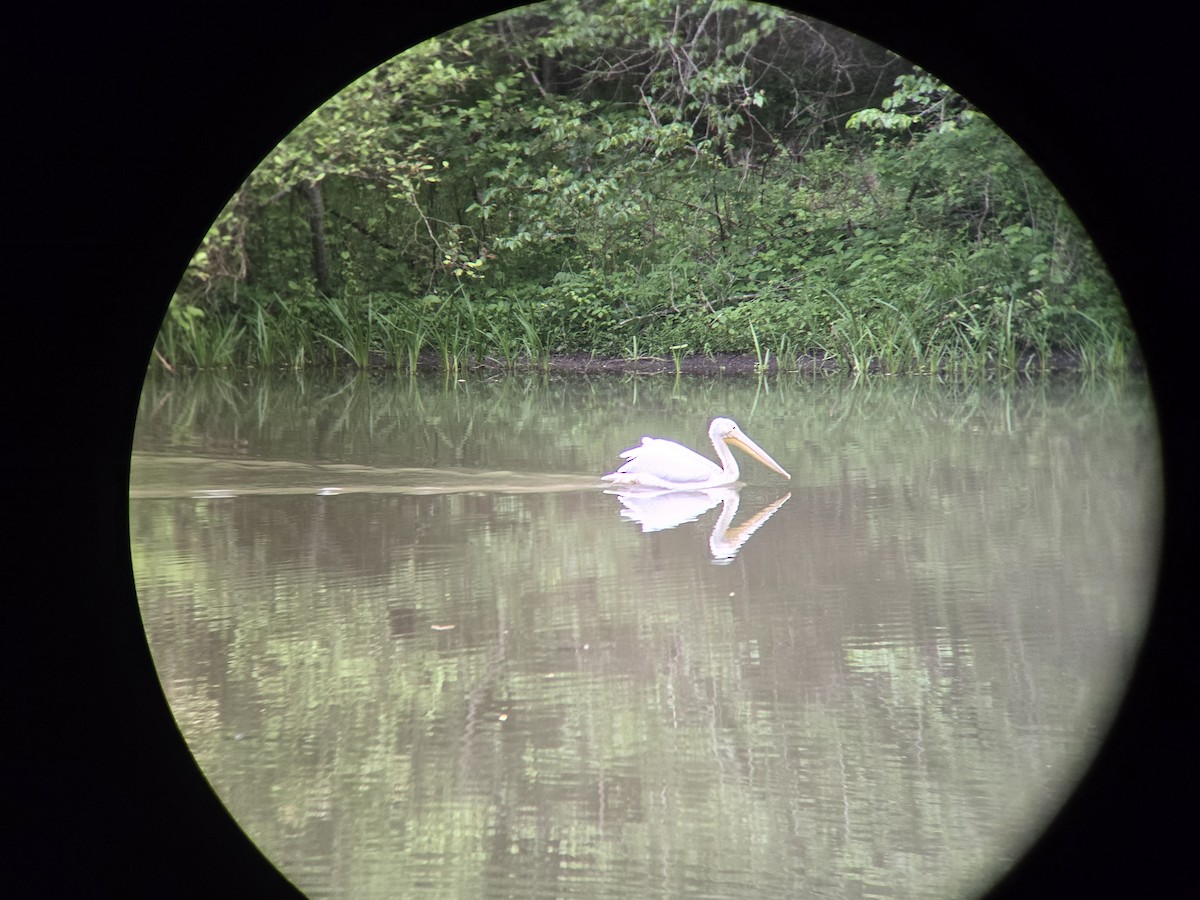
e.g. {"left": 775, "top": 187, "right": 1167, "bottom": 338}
{"left": 317, "top": 293, "right": 374, "bottom": 368}
{"left": 1070, "top": 308, "right": 1133, "bottom": 375}
{"left": 825, "top": 290, "right": 874, "bottom": 374}
{"left": 514, "top": 305, "right": 550, "bottom": 370}
{"left": 156, "top": 302, "right": 244, "bottom": 369}
{"left": 380, "top": 309, "right": 426, "bottom": 375}
{"left": 154, "top": 284, "right": 1138, "bottom": 378}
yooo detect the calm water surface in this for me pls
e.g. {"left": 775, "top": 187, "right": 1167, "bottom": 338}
{"left": 131, "top": 370, "right": 1161, "bottom": 899}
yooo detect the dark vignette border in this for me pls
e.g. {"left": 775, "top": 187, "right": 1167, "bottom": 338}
{"left": 7, "top": 3, "right": 1190, "bottom": 896}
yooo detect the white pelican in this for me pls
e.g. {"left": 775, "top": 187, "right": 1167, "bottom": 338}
{"left": 602, "top": 417, "right": 791, "bottom": 490}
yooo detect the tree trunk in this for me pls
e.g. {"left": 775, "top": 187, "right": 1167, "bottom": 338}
{"left": 299, "top": 179, "right": 331, "bottom": 294}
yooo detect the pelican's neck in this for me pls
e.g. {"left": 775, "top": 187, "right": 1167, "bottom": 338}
{"left": 710, "top": 428, "right": 740, "bottom": 481}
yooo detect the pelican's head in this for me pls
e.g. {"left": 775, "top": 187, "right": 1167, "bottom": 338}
{"left": 711, "top": 417, "right": 791, "bottom": 480}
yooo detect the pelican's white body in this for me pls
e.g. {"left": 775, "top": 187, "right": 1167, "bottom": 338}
{"left": 601, "top": 417, "right": 790, "bottom": 491}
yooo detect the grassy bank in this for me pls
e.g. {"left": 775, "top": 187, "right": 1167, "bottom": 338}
{"left": 153, "top": 296, "right": 1136, "bottom": 378}
{"left": 154, "top": 240, "right": 1137, "bottom": 376}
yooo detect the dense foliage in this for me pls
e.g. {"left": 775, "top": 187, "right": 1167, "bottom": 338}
{"left": 161, "top": 0, "right": 1132, "bottom": 373}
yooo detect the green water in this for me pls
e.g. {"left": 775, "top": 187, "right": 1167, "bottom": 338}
{"left": 130, "top": 370, "right": 1161, "bottom": 899}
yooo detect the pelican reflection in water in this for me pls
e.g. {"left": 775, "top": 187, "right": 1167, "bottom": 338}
{"left": 601, "top": 417, "right": 790, "bottom": 490}
{"left": 611, "top": 487, "right": 792, "bottom": 562}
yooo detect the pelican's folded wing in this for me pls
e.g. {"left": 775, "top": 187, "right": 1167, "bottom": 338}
{"left": 602, "top": 437, "right": 721, "bottom": 487}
